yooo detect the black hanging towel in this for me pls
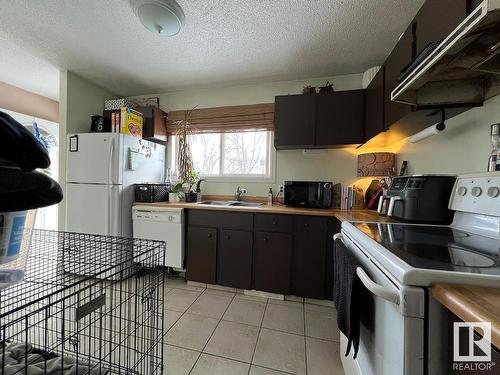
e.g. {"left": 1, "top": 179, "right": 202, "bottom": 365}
{"left": 333, "top": 236, "right": 363, "bottom": 358}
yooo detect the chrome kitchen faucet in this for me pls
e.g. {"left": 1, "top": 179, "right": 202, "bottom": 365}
{"left": 234, "top": 186, "right": 247, "bottom": 201}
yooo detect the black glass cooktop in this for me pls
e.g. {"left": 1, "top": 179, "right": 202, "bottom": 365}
{"left": 353, "top": 223, "right": 500, "bottom": 274}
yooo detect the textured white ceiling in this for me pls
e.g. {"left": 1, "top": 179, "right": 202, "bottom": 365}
{"left": 0, "top": 0, "right": 424, "bottom": 100}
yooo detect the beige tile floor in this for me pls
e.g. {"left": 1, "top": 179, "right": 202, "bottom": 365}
{"left": 164, "top": 278, "right": 345, "bottom": 375}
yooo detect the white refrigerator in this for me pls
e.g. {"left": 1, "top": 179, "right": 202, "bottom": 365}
{"left": 65, "top": 133, "right": 165, "bottom": 237}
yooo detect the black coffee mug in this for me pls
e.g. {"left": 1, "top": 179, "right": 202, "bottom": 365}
{"left": 90, "top": 114, "right": 104, "bottom": 132}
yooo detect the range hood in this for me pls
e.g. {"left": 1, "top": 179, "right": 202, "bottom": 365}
{"left": 392, "top": 0, "right": 500, "bottom": 108}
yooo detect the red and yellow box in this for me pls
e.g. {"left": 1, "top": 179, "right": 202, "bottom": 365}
{"left": 120, "top": 107, "right": 143, "bottom": 137}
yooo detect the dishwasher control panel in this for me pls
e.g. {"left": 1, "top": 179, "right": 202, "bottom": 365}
{"left": 132, "top": 208, "right": 182, "bottom": 224}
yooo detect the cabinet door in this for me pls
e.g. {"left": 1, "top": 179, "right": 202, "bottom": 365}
{"left": 274, "top": 94, "right": 316, "bottom": 149}
{"left": 137, "top": 106, "right": 167, "bottom": 143}
{"left": 365, "top": 66, "right": 385, "bottom": 141}
{"left": 315, "top": 90, "right": 365, "bottom": 146}
{"left": 186, "top": 227, "right": 217, "bottom": 284}
{"left": 253, "top": 231, "right": 292, "bottom": 294}
{"left": 292, "top": 216, "right": 327, "bottom": 299}
{"left": 384, "top": 24, "right": 414, "bottom": 129}
{"left": 414, "top": 0, "right": 467, "bottom": 56}
{"left": 217, "top": 229, "right": 253, "bottom": 289}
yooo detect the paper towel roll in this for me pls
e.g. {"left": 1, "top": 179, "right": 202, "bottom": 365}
{"left": 409, "top": 122, "right": 446, "bottom": 143}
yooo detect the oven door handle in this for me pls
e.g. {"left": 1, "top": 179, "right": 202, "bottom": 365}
{"left": 356, "top": 267, "right": 400, "bottom": 306}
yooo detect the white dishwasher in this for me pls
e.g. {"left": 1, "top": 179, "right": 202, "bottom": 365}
{"left": 132, "top": 205, "right": 184, "bottom": 269}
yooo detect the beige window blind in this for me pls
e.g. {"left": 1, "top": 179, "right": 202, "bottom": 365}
{"left": 166, "top": 103, "right": 274, "bottom": 134}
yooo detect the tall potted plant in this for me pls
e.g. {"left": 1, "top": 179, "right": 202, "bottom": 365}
{"left": 176, "top": 109, "right": 194, "bottom": 183}
{"left": 175, "top": 109, "right": 199, "bottom": 202}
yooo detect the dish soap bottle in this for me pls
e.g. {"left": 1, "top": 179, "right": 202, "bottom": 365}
{"left": 267, "top": 188, "right": 273, "bottom": 206}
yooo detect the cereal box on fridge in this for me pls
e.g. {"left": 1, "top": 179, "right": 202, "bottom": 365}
{"left": 120, "top": 107, "right": 143, "bottom": 137}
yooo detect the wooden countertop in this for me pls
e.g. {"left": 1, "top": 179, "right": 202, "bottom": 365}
{"left": 133, "top": 201, "right": 396, "bottom": 223}
{"left": 432, "top": 283, "right": 500, "bottom": 349}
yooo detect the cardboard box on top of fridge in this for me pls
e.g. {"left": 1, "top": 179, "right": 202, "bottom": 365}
{"left": 120, "top": 107, "right": 143, "bottom": 137}
{"left": 105, "top": 98, "right": 137, "bottom": 111}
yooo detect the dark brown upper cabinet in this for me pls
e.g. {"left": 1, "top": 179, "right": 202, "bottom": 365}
{"left": 414, "top": 0, "right": 467, "bottom": 56}
{"left": 274, "top": 91, "right": 365, "bottom": 149}
{"left": 315, "top": 90, "right": 365, "bottom": 147}
{"left": 137, "top": 106, "right": 167, "bottom": 145}
{"left": 384, "top": 24, "right": 414, "bottom": 130}
{"left": 363, "top": 0, "right": 474, "bottom": 144}
{"left": 364, "top": 66, "right": 385, "bottom": 141}
{"left": 274, "top": 94, "right": 316, "bottom": 149}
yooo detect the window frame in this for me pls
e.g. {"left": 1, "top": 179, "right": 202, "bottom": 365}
{"left": 167, "top": 130, "right": 276, "bottom": 183}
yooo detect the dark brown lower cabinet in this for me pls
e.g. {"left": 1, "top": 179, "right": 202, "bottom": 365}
{"left": 186, "top": 226, "right": 217, "bottom": 284}
{"left": 292, "top": 216, "right": 327, "bottom": 299}
{"left": 253, "top": 231, "right": 292, "bottom": 294}
{"left": 217, "top": 229, "right": 253, "bottom": 289}
{"left": 185, "top": 209, "right": 335, "bottom": 300}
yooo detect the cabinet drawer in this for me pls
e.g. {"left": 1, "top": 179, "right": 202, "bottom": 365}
{"left": 254, "top": 214, "right": 292, "bottom": 233}
{"left": 187, "top": 209, "right": 253, "bottom": 230}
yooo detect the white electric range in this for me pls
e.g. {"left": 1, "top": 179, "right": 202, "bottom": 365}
{"left": 337, "top": 172, "right": 500, "bottom": 375}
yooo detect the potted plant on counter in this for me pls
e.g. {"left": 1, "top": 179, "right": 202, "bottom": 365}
{"left": 169, "top": 182, "right": 183, "bottom": 202}
{"left": 183, "top": 170, "right": 200, "bottom": 203}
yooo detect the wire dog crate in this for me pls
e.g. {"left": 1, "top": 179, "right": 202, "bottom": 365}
{"left": 0, "top": 229, "right": 166, "bottom": 374}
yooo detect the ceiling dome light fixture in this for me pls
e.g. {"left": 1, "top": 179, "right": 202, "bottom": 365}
{"left": 131, "top": 0, "right": 185, "bottom": 36}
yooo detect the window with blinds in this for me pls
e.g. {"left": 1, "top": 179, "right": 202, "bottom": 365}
{"left": 166, "top": 103, "right": 274, "bottom": 134}
{"left": 167, "top": 103, "right": 275, "bottom": 180}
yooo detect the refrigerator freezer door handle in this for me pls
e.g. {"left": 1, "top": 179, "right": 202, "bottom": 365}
{"left": 105, "top": 186, "right": 111, "bottom": 235}
{"left": 107, "top": 138, "right": 115, "bottom": 186}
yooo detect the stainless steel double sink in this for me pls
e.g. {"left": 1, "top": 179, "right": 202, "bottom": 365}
{"left": 196, "top": 200, "right": 263, "bottom": 207}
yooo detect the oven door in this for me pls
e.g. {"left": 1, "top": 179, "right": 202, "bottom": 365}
{"left": 337, "top": 232, "right": 425, "bottom": 375}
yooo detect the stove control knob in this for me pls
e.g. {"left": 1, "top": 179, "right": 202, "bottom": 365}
{"left": 471, "top": 187, "right": 482, "bottom": 197}
{"left": 487, "top": 186, "right": 500, "bottom": 198}
{"left": 457, "top": 186, "right": 467, "bottom": 196}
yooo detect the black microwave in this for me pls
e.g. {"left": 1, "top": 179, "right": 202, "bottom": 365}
{"left": 284, "top": 181, "right": 333, "bottom": 208}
